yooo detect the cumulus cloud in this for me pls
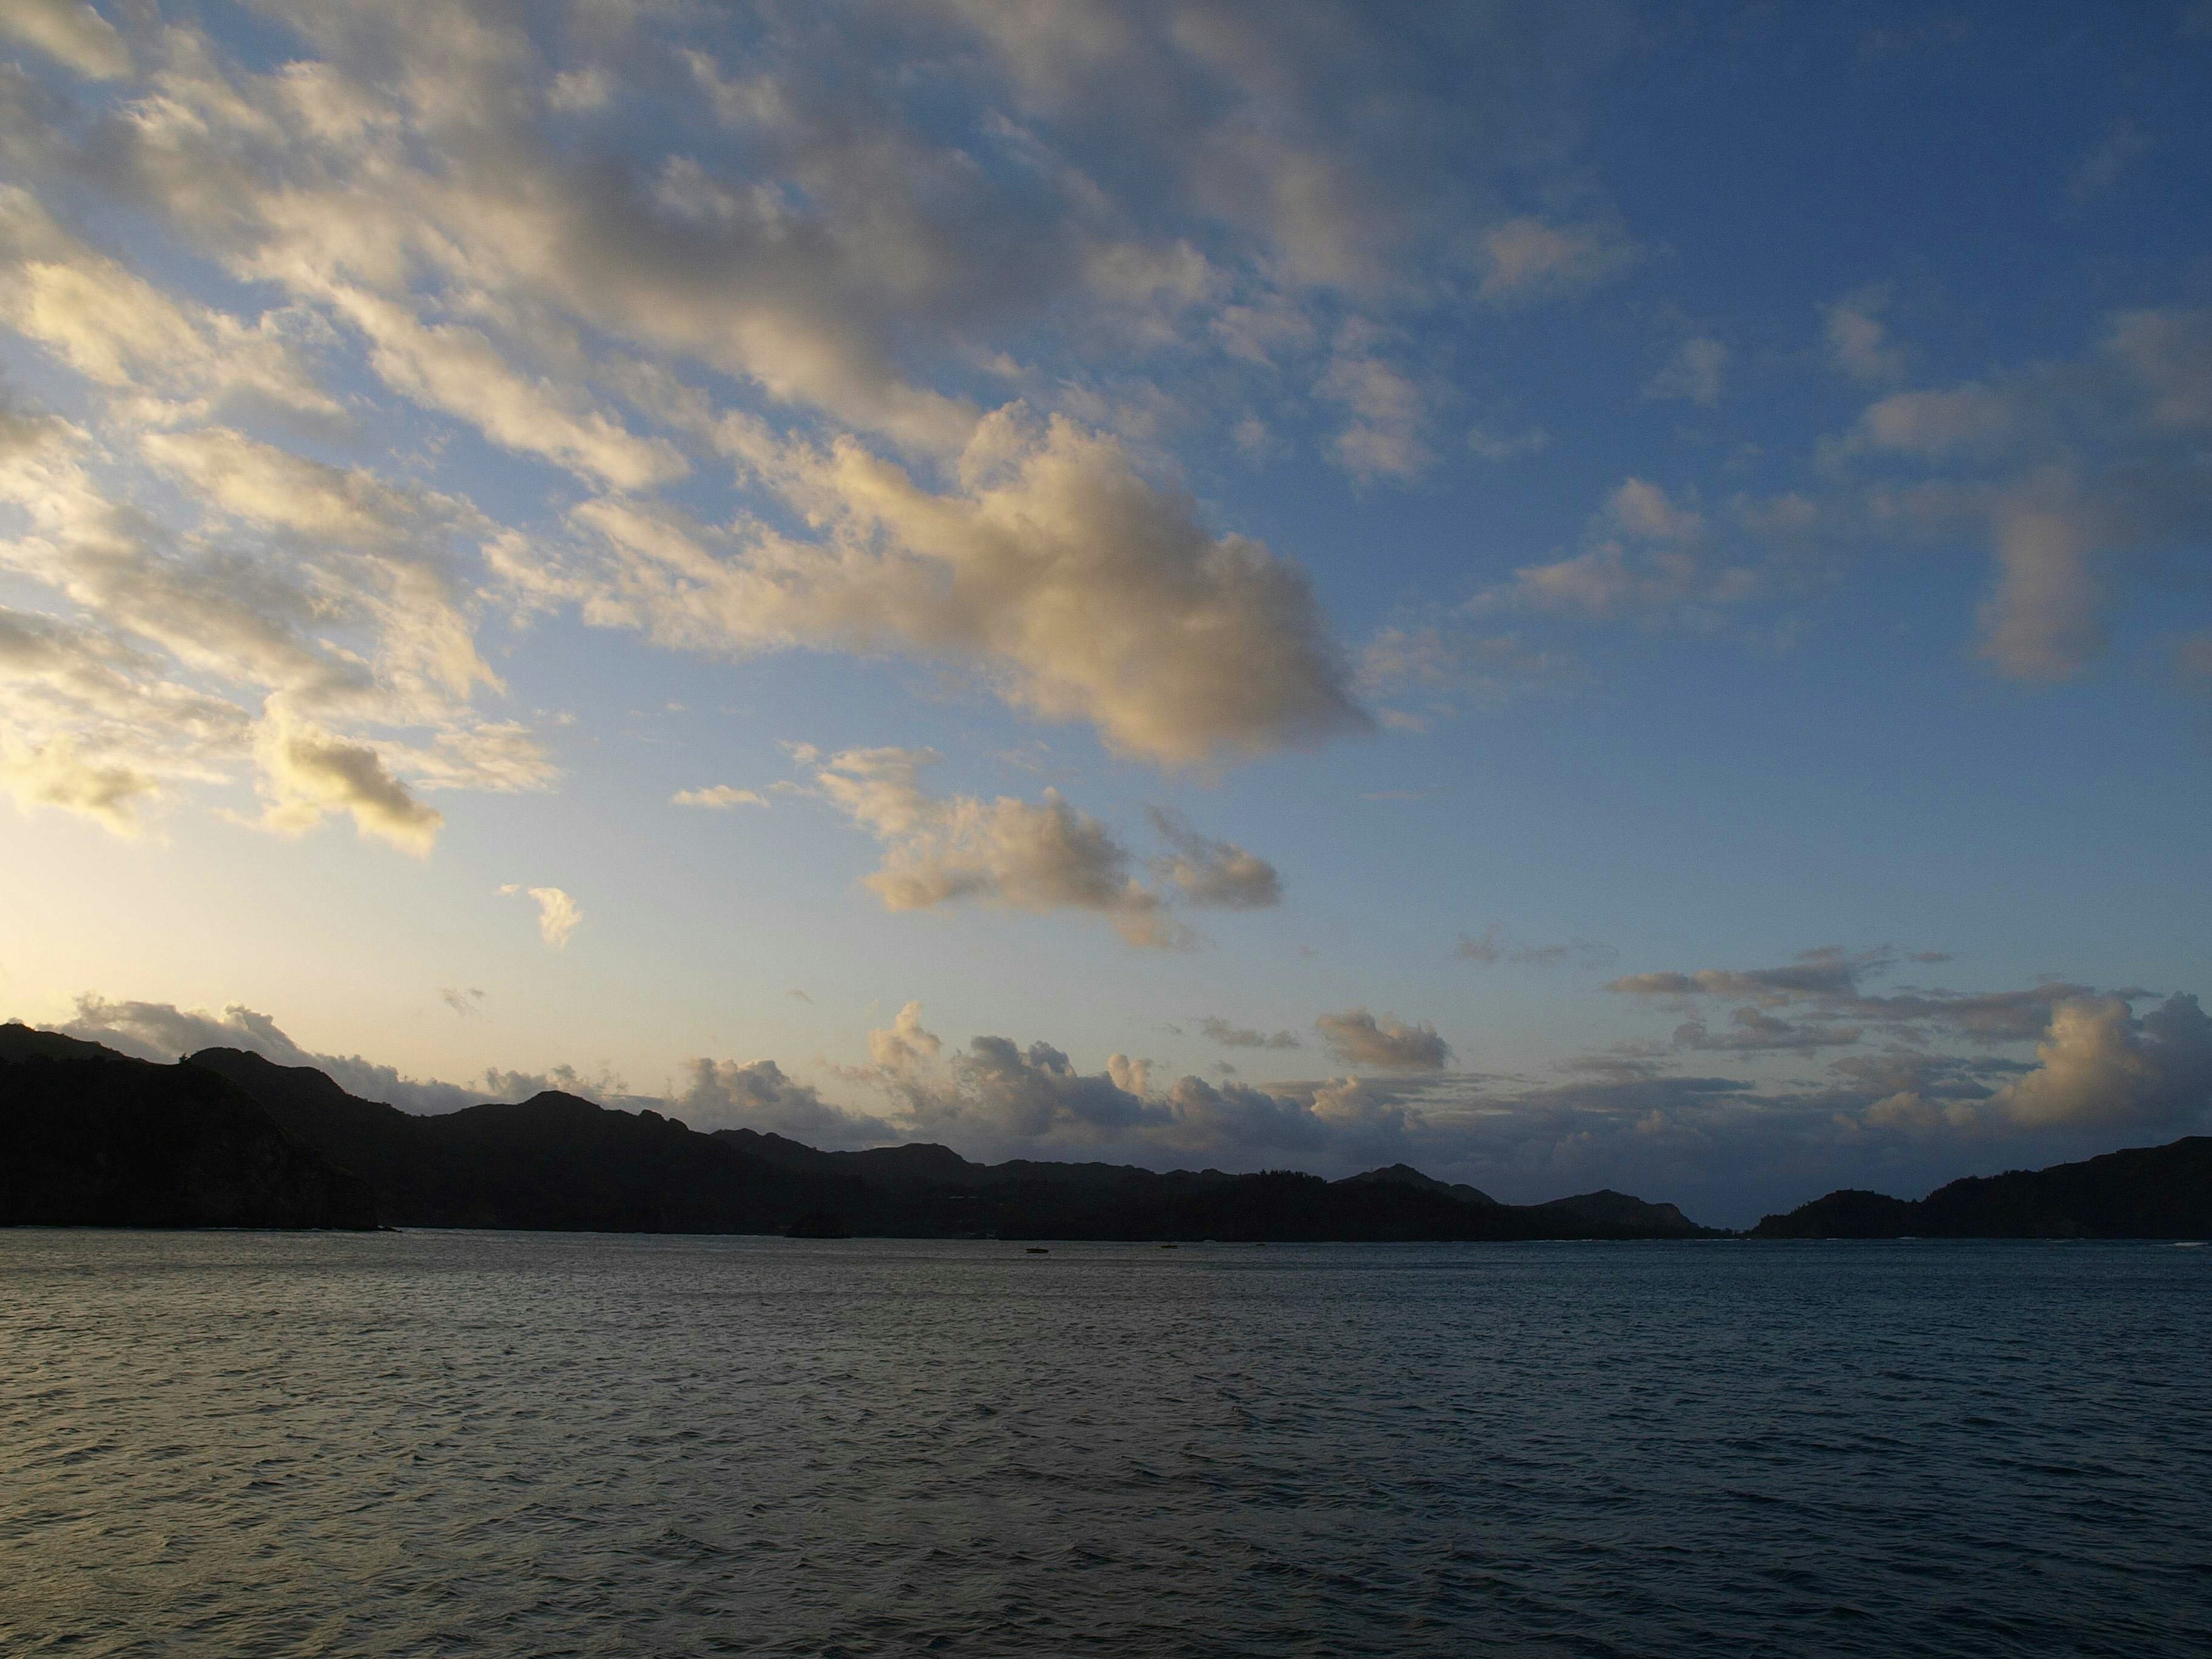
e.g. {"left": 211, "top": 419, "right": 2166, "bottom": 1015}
{"left": 673, "top": 1056, "right": 893, "bottom": 1146}
{"left": 502, "top": 884, "right": 581, "bottom": 948}
{"left": 803, "top": 746, "right": 1275, "bottom": 946}
{"left": 868, "top": 1000, "right": 942, "bottom": 1073}
{"left": 0, "top": 1, "right": 1645, "bottom": 782}
{"left": 1986, "top": 994, "right": 2212, "bottom": 1131}
{"left": 1315, "top": 1008, "right": 1451, "bottom": 1071}
{"left": 531, "top": 411, "right": 1366, "bottom": 767}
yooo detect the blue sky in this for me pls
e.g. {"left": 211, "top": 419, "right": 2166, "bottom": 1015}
{"left": 2, "top": 0, "right": 2209, "bottom": 1224}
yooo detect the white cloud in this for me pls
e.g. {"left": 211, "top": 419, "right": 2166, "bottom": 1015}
{"left": 1476, "top": 217, "right": 1635, "bottom": 304}
{"left": 672, "top": 784, "right": 767, "bottom": 809}
{"left": 1853, "top": 383, "right": 2022, "bottom": 459}
{"left": 1825, "top": 294, "right": 1906, "bottom": 385}
{"left": 867, "top": 1000, "right": 942, "bottom": 1073}
{"left": 0, "top": 1, "right": 130, "bottom": 81}
{"left": 1319, "top": 321, "right": 1430, "bottom": 482}
{"left": 0, "top": 732, "right": 157, "bottom": 833}
{"left": 798, "top": 747, "right": 1279, "bottom": 946}
{"left": 502, "top": 883, "right": 581, "bottom": 948}
{"left": 1645, "top": 336, "right": 1729, "bottom": 407}
{"left": 538, "top": 411, "right": 1366, "bottom": 767}
{"left": 810, "top": 745, "right": 1181, "bottom": 947}
{"left": 1988, "top": 994, "right": 2212, "bottom": 1130}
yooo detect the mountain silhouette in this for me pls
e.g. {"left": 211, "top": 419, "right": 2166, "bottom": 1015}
{"left": 3, "top": 1028, "right": 1724, "bottom": 1237}
{"left": 1751, "top": 1138, "right": 2212, "bottom": 1238}
{"left": 1, "top": 1025, "right": 374, "bottom": 1229}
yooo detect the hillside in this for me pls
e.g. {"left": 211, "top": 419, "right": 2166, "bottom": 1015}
{"left": 1751, "top": 1138, "right": 2212, "bottom": 1238}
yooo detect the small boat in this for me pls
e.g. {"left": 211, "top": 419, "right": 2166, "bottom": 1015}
{"left": 1025, "top": 1247, "right": 1050, "bottom": 1254}
{"left": 1158, "top": 1242, "right": 1179, "bottom": 1249}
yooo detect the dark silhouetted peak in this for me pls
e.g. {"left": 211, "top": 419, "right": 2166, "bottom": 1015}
{"left": 1528, "top": 1190, "right": 1700, "bottom": 1236}
{"left": 1339, "top": 1163, "right": 1498, "bottom": 1206}
{"left": 2, "top": 1052, "right": 376, "bottom": 1229}
{"left": 1753, "top": 1137, "right": 2212, "bottom": 1240}
{"left": 1, "top": 1023, "right": 138, "bottom": 1066}
{"left": 1751, "top": 1188, "right": 1918, "bottom": 1239}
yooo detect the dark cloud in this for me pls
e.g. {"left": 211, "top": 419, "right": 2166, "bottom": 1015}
{"left": 1314, "top": 1007, "right": 1450, "bottom": 1070}
{"left": 1199, "top": 1016, "right": 1302, "bottom": 1050}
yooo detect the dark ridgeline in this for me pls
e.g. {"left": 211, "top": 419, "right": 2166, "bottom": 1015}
{"left": 11, "top": 1024, "right": 2205, "bottom": 1239}
{"left": 2, "top": 1025, "right": 1710, "bottom": 1238}
{"left": 0, "top": 1028, "right": 376, "bottom": 1230}
{"left": 1751, "top": 1138, "right": 2212, "bottom": 1238}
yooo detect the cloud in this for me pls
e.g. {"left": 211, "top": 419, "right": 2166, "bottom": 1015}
{"left": 0, "top": 361, "right": 550, "bottom": 840}
{"left": 1479, "top": 478, "right": 1759, "bottom": 627}
{"left": 0, "top": 732, "right": 157, "bottom": 832}
{"left": 1476, "top": 218, "right": 1634, "bottom": 304}
{"left": 0, "top": 3, "right": 130, "bottom": 82}
{"left": 2107, "top": 308, "right": 2212, "bottom": 429}
{"left": 538, "top": 411, "right": 1367, "bottom": 767}
{"left": 1825, "top": 293, "right": 1906, "bottom": 385}
{"left": 48, "top": 994, "right": 511, "bottom": 1115}
{"left": 255, "top": 704, "right": 444, "bottom": 854}
{"left": 1146, "top": 808, "right": 1281, "bottom": 910}
{"left": 1319, "top": 320, "right": 1430, "bottom": 482}
{"left": 672, "top": 784, "right": 767, "bottom": 809}
{"left": 439, "top": 987, "right": 484, "bottom": 1017}
{"left": 1973, "top": 471, "right": 2112, "bottom": 680}
{"left": 810, "top": 745, "right": 1176, "bottom": 946}
{"left": 1645, "top": 337, "right": 1729, "bottom": 407}
{"left": 1315, "top": 1008, "right": 1451, "bottom": 1071}
{"left": 673, "top": 1056, "right": 893, "bottom": 1146}
{"left": 1606, "top": 948, "right": 2119, "bottom": 1065}
{"left": 1455, "top": 926, "right": 1613, "bottom": 971}
{"left": 867, "top": 1000, "right": 942, "bottom": 1073}
{"left": 1354, "top": 624, "right": 1574, "bottom": 728}
{"left": 2067, "top": 119, "right": 2152, "bottom": 206}
{"left": 1199, "top": 1017, "right": 1302, "bottom": 1051}
{"left": 1608, "top": 948, "right": 1881, "bottom": 1003}
{"left": 1852, "top": 384, "right": 2023, "bottom": 459}
{"left": 805, "top": 746, "right": 1274, "bottom": 947}
{"left": 1986, "top": 994, "right": 2212, "bottom": 1130}
{"left": 502, "top": 883, "right": 581, "bottom": 948}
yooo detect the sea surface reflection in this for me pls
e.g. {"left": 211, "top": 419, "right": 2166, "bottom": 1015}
{"left": 4, "top": 1231, "right": 2208, "bottom": 1656}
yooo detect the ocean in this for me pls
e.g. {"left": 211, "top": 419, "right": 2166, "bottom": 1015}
{"left": 3, "top": 1231, "right": 2207, "bottom": 1657}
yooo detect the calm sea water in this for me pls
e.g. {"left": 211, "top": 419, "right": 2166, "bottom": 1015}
{"left": 2, "top": 1232, "right": 2207, "bottom": 1658}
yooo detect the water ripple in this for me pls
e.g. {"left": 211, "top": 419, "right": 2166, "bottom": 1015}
{"left": 2, "top": 1233, "right": 2208, "bottom": 1656}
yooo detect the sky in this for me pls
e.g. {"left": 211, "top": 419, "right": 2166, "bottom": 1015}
{"left": 2, "top": 0, "right": 2209, "bottom": 1226}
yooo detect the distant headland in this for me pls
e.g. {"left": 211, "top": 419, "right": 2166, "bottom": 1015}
{"left": 3, "top": 1022, "right": 2205, "bottom": 1240}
